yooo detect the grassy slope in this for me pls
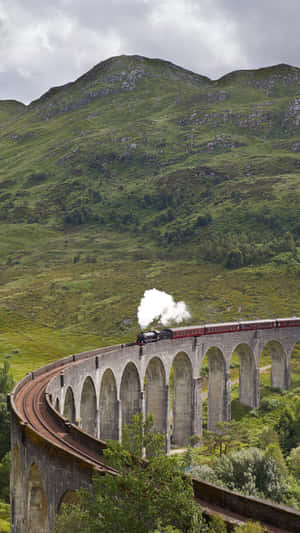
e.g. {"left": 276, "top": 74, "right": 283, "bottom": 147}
{"left": 1, "top": 230, "right": 300, "bottom": 380}
{"left": 1, "top": 56, "right": 300, "bottom": 378}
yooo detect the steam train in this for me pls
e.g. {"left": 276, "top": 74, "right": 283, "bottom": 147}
{"left": 136, "top": 317, "right": 300, "bottom": 345}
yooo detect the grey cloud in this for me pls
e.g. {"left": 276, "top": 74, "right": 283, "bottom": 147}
{"left": 1, "top": 0, "right": 300, "bottom": 103}
{"left": 0, "top": 69, "right": 38, "bottom": 103}
{"left": 210, "top": 1, "right": 300, "bottom": 70}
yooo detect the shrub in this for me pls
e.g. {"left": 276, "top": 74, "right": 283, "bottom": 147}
{"left": 225, "top": 249, "right": 244, "bottom": 269}
{"left": 287, "top": 446, "right": 300, "bottom": 480}
{"left": 213, "top": 447, "right": 286, "bottom": 502}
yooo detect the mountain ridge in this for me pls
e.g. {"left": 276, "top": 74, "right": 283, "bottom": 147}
{"left": 2, "top": 55, "right": 300, "bottom": 108}
{"left": 1, "top": 54, "right": 300, "bottom": 271}
{"left": 1, "top": 54, "right": 300, "bottom": 348}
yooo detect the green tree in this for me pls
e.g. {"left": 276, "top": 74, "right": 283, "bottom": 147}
{"left": 0, "top": 360, "right": 14, "bottom": 395}
{"left": 265, "top": 443, "right": 287, "bottom": 479}
{"left": 52, "top": 503, "right": 90, "bottom": 533}
{"left": 0, "top": 361, "right": 14, "bottom": 460}
{"left": 257, "top": 426, "right": 279, "bottom": 449}
{"left": 274, "top": 406, "right": 297, "bottom": 454}
{"left": 287, "top": 446, "right": 300, "bottom": 480}
{"left": 0, "top": 400, "right": 10, "bottom": 461}
{"left": 284, "top": 231, "right": 296, "bottom": 254}
{"left": 151, "top": 527, "right": 182, "bottom": 533}
{"left": 206, "top": 516, "right": 227, "bottom": 533}
{"left": 53, "top": 415, "right": 204, "bottom": 533}
{"left": 225, "top": 249, "right": 244, "bottom": 269}
{"left": 203, "top": 421, "right": 247, "bottom": 456}
{"left": 0, "top": 452, "right": 10, "bottom": 502}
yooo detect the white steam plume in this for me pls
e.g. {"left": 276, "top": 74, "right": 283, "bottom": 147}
{"left": 137, "top": 288, "right": 191, "bottom": 330}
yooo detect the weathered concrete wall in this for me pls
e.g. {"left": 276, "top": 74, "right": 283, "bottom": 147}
{"left": 236, "top": 344, "right": 256, "bottom": 407}
{"left": 145, "top": 357, "right": 166, "bottom": 435}
{"left": 99, "top": 369, "right": 118, "bottom": 440}
{"left": 206, "top": 347, "right": 227, "bottom": 431}
{"left": 192, "top": 478, "right": 300, "bottom": 532}
{"left": 172, "top": 352, "right": 193, "bottom": 446}
{"left": 11, "top": 325, "right": 300, "bottom": 531}
{"left": 63, "top": 386, "right": 76, "bottom": 423}
{"left": 46, "top": 326, "right": 300, "bottom": 438}
{"left": 120, "top": 362, "right": 141, "bottom": 428}
{"left": 80, "top": 377, "right": 97, "bottom": 435}
{"left": 10, "top": 410, "right": 92, "bottom": 533}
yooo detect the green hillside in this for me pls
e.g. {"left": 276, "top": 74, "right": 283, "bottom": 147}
{"left": 1, "top": 55, "right": 300, "bottom": 377}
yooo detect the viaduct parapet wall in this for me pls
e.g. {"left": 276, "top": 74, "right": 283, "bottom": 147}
{"left": 10, "top": 326, "right": 300, "bottom": 532}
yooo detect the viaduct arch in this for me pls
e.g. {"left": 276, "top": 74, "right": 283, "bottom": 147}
{"left": 10, "top": 325, "right": 300, "bottom": 532}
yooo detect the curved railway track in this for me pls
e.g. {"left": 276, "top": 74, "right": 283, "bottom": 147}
{"left": 14, "top": 361, "right": 118, "bottom": 476}
{"left": 11, "top": 349, "right": 300, "bottom": 532}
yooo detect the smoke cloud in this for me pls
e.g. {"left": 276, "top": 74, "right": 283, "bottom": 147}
{"left": 137, "top": 288, "right": 191, "bottom": 330}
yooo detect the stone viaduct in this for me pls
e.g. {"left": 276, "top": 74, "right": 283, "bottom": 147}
{"left": 10, "top": 325, "right": 300, "bottom": 532}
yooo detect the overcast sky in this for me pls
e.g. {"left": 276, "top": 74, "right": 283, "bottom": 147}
{"left": 0, "top": 0, "right": 299, "bottom": 104}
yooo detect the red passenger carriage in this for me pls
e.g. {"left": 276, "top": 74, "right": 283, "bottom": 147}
{"left": 136, "top": 317, "right": 300, "bottom": 344}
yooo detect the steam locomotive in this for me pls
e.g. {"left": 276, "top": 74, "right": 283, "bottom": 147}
{"left": 136, "top": 317, "right": 300, "bottom": 345}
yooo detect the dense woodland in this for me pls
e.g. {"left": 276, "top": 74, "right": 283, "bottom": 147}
{"left": 1, "top": 55, "right": 300, "bottom": 530}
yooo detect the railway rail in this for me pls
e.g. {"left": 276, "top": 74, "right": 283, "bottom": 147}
{"left": 13, "top": 360, "right": 118, "bottom": 476}
{"left": 10, "top": 344, "right": 300, "bottom": 532}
